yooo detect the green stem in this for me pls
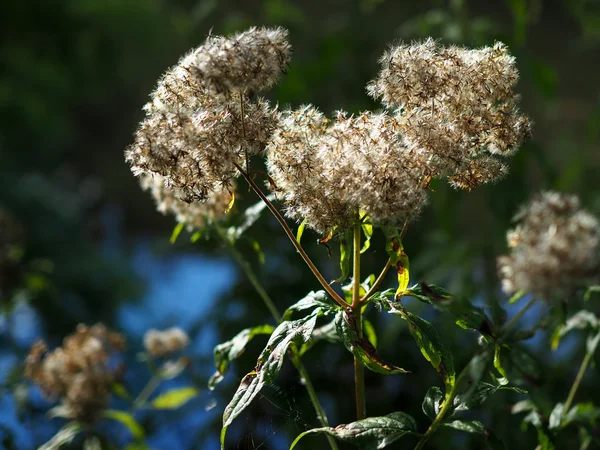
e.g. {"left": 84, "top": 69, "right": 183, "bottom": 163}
{"left": 214, "top": 224, "right": 338, "bottom": 450}
{"left": 414, "top": 366, "right": 470, "bottom": 450}
{"left": 562, "top": 349, "right": 594, "bottom": 419}
{"left": 352, "top": 223, "right": 366, "bottom": 421}
{"left": 500, "top": 297, "right": 537, "bottom": 336}
{"left": 132, "top": 374, "right": 161, "bottom": 411}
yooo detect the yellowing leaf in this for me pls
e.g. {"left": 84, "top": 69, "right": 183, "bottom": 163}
{"left": 385, "top": 229, "right": 410, "bottom": 299}
{"left": 225, "top": 192, "right": 235, "bottom": 214}
{"left": 152, "top": 387, "right": 199, "bottom": 409}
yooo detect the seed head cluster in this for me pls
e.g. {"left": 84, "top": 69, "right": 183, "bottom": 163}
{"left": 126, "top": 27, "right": 289, "bottom": 204}
{"left": 24, "top": 324, "right": 125, "bottom": 423}
{"left": 498, "top": 192, "right": 600, "bottom": 301}
{"left": 267, "top": 39, "right": 529, "bottom": 234}
{"left": 143, "top": 327, "right": 190, "bottom": 357}
{"left": 140, "top": 174, "right": 233, "bottom": 231}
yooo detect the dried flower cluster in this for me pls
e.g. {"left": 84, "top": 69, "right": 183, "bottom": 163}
{"left": 266, "top": 39, "right": 529, "bottom": 234}
{"left": 24, "top": 324, "right": 125, "bottom": 423}
{"left": 126, "top": 27, "right": 289, "bottom": 204}
{"left": 267, "top": 107, "right": 429, "bottom": 233}
{"left": 498, "top": 192, "right": 600, "bottom": 301}
{"left": 140, "top": 174, "right": 233, "bottom": 231}
{"left": 143, "top": 327, "right": 190, "bottom": 357}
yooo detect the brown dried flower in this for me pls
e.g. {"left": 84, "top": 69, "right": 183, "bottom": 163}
{"left": 498, "top": 192, "right": 600, "bottom": 301}
{"left": 24, "top": 324, "right": 125, "bottom": 423}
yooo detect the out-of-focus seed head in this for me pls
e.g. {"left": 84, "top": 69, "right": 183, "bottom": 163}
{"left": 144, "top": 327, "right": 190, "bottom": 357}
{"left": 187, "top": 27, "right": 292, "bottom": 95}
{"left": 24, "top": 324, "right": 125, "bottom": 423}
{"left": 498, "top": 192, "right": 600, "bottom": 301}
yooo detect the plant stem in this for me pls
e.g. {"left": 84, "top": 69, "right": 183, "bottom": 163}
{"left": 562, "top": 349, "right": 594, "bottom": 419}
{"left": 500, "top": 297, "right": 537, "bottom": 336}
{"left": 214, "top": 224, "right": 338, "bottom": 450}
{"left": 352, "top": 223, "right": 366, "bottom": 421}
{"left": 233, "top": 161, "right": 346, "bottom": 308}
{"left": 132, "top": 374, "right": 161, "bottom": 411}
{"left": 361, "top": 259, "right": 390, "bottom": 303}
{"left": 239, "top": 91, "right": 250, "bottom": 172}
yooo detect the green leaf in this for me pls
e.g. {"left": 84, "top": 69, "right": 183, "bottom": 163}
{"left": 248, "top": 239, "right": 265, "bottom": 264}
{"left": 405, "top": 283, "right": 492, "bottom": 336}
{"left": 336, "top": 229, "right": 352, "bottom": 283}
{"left": 289, "top": 412, "right": 417, "bottom": 450}
{"left": 190, "top": 231, "right": 202, "bottom": 243}
{"left": 384, "top": 229, "right": 410, "bottom": 298}
{"left": 494, "top": 345, "right": 508, "bottom": 379}
{"left": 506, "top": 345, "right": 543, "bottom": 384}
{"left": 209, "top": 324, "right": 275, "bottom": 390}
{"left": 39, "top": 422, "right": 81, "bottom": 450}
{"left": 170, "top": 222, "right": 185, "bottom": 244}
{"left": 299, "top": 317, "right": 340, "bottom": 355}
{"left": 563, "top": 402, "right": 600, "bottom": 428}
{"left": 151, "top": 387, "right": 199, "bottom": 409}
{"left": 444, "top": 420, "right": 506, "bottom": 450}
{"left": 385, "top": 303, "right": 455, "bottom": 392}
{"left": 422, "top": 386, "right": 443, "bottom": 420}
{"left": 335, "top": 310, "right": 409, "bottom": 375}
{"left": 361, "top": 222, "right": 373, "bottom": 254}
{"left": 363, "top": 318, "right": 378, "bottom": 349}
{"left": 537, "top": 429, "right": 556, "bottom": 450}
{"left": 584, "top": 285, "right": 600, "bottom": 302}
{"left": 103, "top": 410, "right": 145, "bottom": 440}
{"left": 296, "top": 218, "right": 307, "bottom": 244}
{"left": 283, "top": 290, "right": 340, "bottom": 321}
{"left": 111, "top": 382, "right": 133, "bottom": 401}
{"left": 548, "top": 403, "right": 565, "bottom": 430}
{"left": 551, "top": 310, "right": 599, "bottom": 350}
{"left": 221, "top": 314, "right": 320, "bottom": 447}
{"left": 454, "top": 381, "right": 526, "bottom": 413}
{"left": 508, "top": 290, "right": 525, "bottom": 304}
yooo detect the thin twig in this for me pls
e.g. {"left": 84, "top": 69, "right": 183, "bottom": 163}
{"left": 361, "top": 260, "right": 391, "bottom": 304}
{"left": 352, "top": 223, "right": 366, "bottom": 422}
{"left": 233, "top": 161, "right": 346, "bottom": 307}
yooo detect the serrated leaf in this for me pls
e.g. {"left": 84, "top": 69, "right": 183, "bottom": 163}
{"left": 289, "top": 412, "right": 417, "bottom": 450}
{"left": 552, "top": 310, "right": 599, "bottom": 350}
{"left": 209, "top": 324, "right": 275, "bottom": 390}
{"left": 335, "top": 310, "right": 409, "bottom": 375}
{"left": 384, "top": 229, "right": 409, "bottom": 298}
{"left": 386, "top": 303, "right": 455, "bottom": 392}
{"left": 152, "top": 387, "right": 199, "bottom": 409}
{"left": 170, "top": 222, "right": 185, "bottom": 244}
{"left": 39, "top": 422, "right": 81, "bottom": 450}
{"left": 422, "top": 386, "right": 443, "bottom": 420}
{"left": 336, "top": 230, "right": 352, "bottom": 283}
{"left": 103, "top": 410, "right": 144, "bottom": 440}
{"left": 221, "top": 314, "right": 320, "bottom": 447}
{"left": 361, "top": 222, "right": 373, "bottom": 254}
{"left": 296, "top": 218, "right": 307, "bottom": 244}
{"left": 406, "top": 283, "right": 492, "bottom": 336}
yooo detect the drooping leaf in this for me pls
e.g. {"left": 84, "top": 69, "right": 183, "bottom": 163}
{"left": 299, "top": 317, "right": 340, "bottom": 355}
{"left": 103, "top": 410, "right": 145, "bottom": 440}
{"left": 151, "top": 387, "right": 199, "bottom": 409}
{"left": 335, "top": 309, "right": 409, "bottom": 375}
{"left": 221, "top": 314, "right": 320, "bottom": 447}
{"left": 405, "top": 283, "right": 493, "bottom": 336}
{"left": 422, "top": 386, "right": 443, "bottom": 420}
{"left": 551, "top": 310, "right": 599, "bottom": 350}
{"left": 493, "top": 345, "right": 508, "bottom": 379}
{"left": 336, "top": 229, "right": 352, "bottom": 283}
{"left": 170, "top": 222, "right": 185, "bottom": 244}
{"left": 289, "top": 412, "right": 417, "bottom": 450}
{"left": 283, "top": 290, "right": 340, "bottom": 321}
{"left": 384, "top": 228, "right": 410, "bottom": 298}
{"left": 296, "top": 218, "right": 307, "bottom": 244}
{"left": 361, "top": 222, "right": 373, "bottom": 254}
{"left": 210, "top": 324, "right": 274, "bottom": 390}
{"left": 385, "top": 303, "right": 455, "bottom": 392}
{"left": 39, "top": 422, "right": 81, "bottom": 450}
{"left": 454, "top": 381, "right": 526, "bottom": 413}
{"left": 444, "top": 420, "right": 505, "bottom": 449}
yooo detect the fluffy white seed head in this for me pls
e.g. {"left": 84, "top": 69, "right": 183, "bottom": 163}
{"left": 144, "top": 327, "right": 190, "bottom": 357}
{"left": 498, "top": 192, "right": 600, "bottom": 301}
{"left": 186, "top": 27, "right": 292, "bottom": 95}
